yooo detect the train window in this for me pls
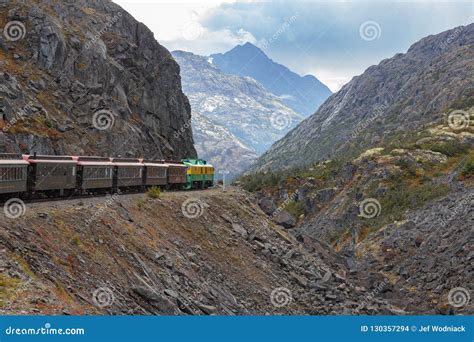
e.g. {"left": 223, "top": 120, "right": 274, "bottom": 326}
{"left": 37, "top": 165, "right": 73, "bottom": 177}
{"left": 105, "top": 168, "right": 112, "bottom": 179}
{"left": 148, "top": 167, "right": 166, "bottom": 178}
{"left": 84, "top": 167, "right": 113, "bottom": 180}
{"left": 0, "top": 167, "right": 26, "bottom": 182}
{"left": 118, "top": 167, "right": 142, "bottom": 179}
{"left": 170, "top": 167, "right": 185, "bottom": 176}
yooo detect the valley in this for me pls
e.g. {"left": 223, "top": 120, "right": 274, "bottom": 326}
{"left": 0, "top": 0, "right": 472, "bottom": 318}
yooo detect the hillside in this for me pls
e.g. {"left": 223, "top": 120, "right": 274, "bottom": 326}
{"left": 172, "top": 50, "right": 302, "bottom": 176}
{"left": 0, "top": 188, "right": 404, "bottom": 315}
{"left": 243, "top": 124, "right": 473, "bottom": 314}
{"left": 251, "top": 24, "right": 474, "bottom": 172}
{"left": 239, "top": 24, "right": 473, "bottom": 315}
{"left": 210, "top": 43, "right": 332, "bottom": 117}
{"left": 0, "top": 0, "right": 195, "bottom": 159}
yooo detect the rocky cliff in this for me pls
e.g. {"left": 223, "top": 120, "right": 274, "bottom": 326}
{"left": 0, "top": 0, "right": 196, "bottom": 159}
{"left": 251, "top": 24, "right": 473, "bottom": 172}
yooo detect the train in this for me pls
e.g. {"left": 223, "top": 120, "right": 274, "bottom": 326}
{"left": 0, "top": 153, "right": 214, "bottom": 200}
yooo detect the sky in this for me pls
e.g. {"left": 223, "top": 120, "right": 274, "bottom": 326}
{"left": 114, "top": 0, "right": 473, "bottom": 91}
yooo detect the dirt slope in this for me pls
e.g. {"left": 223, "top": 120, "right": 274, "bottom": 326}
{"left": 0, "top": 187, "right": 401, "bottom": 315}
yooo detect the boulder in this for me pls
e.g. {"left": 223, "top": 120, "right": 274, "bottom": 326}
{"left": 231, "top": 223, "right": 248, "bottom": 239}
{"left": 273, "top": 210, "right": 296, "bottom": 229}
{"left": 258, "top": 197, "right": 277, "bottom": 215}
{"left": 131, "top": 287, "right": 176, "bottom": 314}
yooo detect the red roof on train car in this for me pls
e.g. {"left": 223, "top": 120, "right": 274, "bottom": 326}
{"left": 139, "top": 159, "right": 169, "bottom": 167}
{"left": 110, "top": 158, "right": 143, "bottom": 167}
{"left": 72, "top": 156, "right": 114, "bottom": 166}
{"left": 163, "top": 160, "right": 187, "bottom": 168}
{"left": 0, "top": 159, "right": 29, "bottom": 165}
{"left": 23, "top": 155, "right": 77, "bottom": 164}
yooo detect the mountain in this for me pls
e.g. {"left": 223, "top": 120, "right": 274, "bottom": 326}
{"left": 210, "top": 42, "right": 332, "bottom": 117}
{"left": 0, "top": 0, "right": 195, "bottom": 159}
{"left": 172, "top": 50, "right": 302, "bottom": 175}
{"left": 251, "top": 24, "right": 474, "bottom": 172}
{"left": 192, "top": 111, "right": 258, "bottom": 178}
{"left": 240, "top": 25, "right": 473, "bottom": 315}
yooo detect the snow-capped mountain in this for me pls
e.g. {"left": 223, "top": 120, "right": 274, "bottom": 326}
{"left": 172, "top": 50, "right": 303, "bottom": 176}
{"left": 210, "top": 42, "right": 332, "bottom": 117}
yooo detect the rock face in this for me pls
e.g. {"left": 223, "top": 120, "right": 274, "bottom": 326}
{"left": 239, "top": 26, "right": 472, "bottom": 314}
{"left": 172, "top": 50, "right": 302, "bottom": 176}
{"left": 191, "top": 111, "right": 258, "bottom": 178}
{"left": 251, "top": 24, "right": 474, "bottom": 171}
{"left": 210, "top": 42, "right": 332, "bottom": 117}
{"left": 244, "top": 122, "right": 473, "bottom": 314}
{"left": 0, "top": 0, "right": 196, "bottom": 159}
{"left": 354, "top": 187, "right": 473, "bottom": 315}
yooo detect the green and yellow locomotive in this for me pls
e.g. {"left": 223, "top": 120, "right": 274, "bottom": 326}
{"left": 182, "top": 159, "right": 214, "bottom": 189}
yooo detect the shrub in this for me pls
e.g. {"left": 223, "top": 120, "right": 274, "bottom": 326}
{"left": 395, "top": 159, "right": 418, "bottom": 177}
{"left": 283, "top": 200, "right": 304, "bottom": 219}
{"left": 429, "top": 141, "right": 469, "bottom": 157}
{"left": 146, "top": 186, "right": 161, "bottom": 199}
{"left": 365, "top": 181, "right": 449, "bottom": 232}
{"left": 240, "top": 171, "right": 285, "bottom": 192}
{"left": 461, "top": 156, "right": 474, "bottom": 178}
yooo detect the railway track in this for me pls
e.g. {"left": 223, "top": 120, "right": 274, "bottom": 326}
{"left": 0, "top": 187, "right": 218, "bottom": 207}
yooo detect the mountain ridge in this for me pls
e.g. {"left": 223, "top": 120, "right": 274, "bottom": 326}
{"left": 249, "top": 23, "right": 474, "bottom": 172}
{"left": 172, "top": 49, "right": 302, "bottom": 177}
{"left": 210, "top": 42, "right": 332, "bottom": 117}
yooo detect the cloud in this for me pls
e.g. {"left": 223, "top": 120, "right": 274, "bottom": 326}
{"left": 165, "top": 27, "right": 257, "bottom": 55}
{"left": 198, "top": 1, "right": 472, "bottom": 90}
{"left": 115, "top": 0, "right": 473, "bottom": 91}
